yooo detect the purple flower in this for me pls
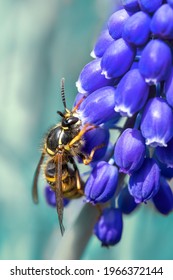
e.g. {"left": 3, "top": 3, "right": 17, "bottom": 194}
{"left": 114, "top": 128, "right": 146, "bottom": 174}
{"left": 138, "top": 0, "right": 163, "bottom": 13}
{"left": 128, "top": 158, "right": 160, "bottom": 203}
{"left": 150, "top": 4, "right": 173, "bottom": 39}
{"left": 84, "top": 161, "right": 118, "bottom": 204}
{"left": 122, "top": 11, "right": 151, "bottom": 46}
{"left": 118, "top": 186, "right": 138, "bottom": 214}
{"left": 139, "top": 39, "right": 172, "bottom": 84}
{"left": 82, "top": 127, "right": 110, "bottom": 161}
{"left": 44, "top": 186, "right": 70, "bottom": 208}
{"left": 78, "top": 86, "right": 118, "bottom": 125}
{"left": 101, "top": 38, "right": 136, "bottom": 79}
{"left": 155, "top": 137, "right": 173, "bottom": 168}
{"left": 165, "top": 67, "right": 173, "bottom": 108}
{"left": 153, "top": 177, "right": 173, "bottom": 215}
{"left": 140, "top": 97, "right": 173, "bottom": 147}
{"left": 107, "top": 9, "right": 129, "bottom": 40}
{"left": 94, "top": 207, "right": 123, "bottom": 246}
{"left": 114, "top": 68, "right": 149, "bottom": 117}
{"left": 76, "top": 58, "right": 112, "bottom": 94}
{"left": 90, "top": 29, "right": 114, "bottom": 58}
{"left": 122, "top": 0, "right": 140, "bottom": 13}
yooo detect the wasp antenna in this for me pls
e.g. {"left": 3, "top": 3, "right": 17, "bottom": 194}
{"left": 60, "top": 78, "right": 67, "bottom": 109}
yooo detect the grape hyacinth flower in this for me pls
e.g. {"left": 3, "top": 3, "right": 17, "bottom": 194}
{"left": 44, "top": 0, "right": 173, "bottom": 247}
{"left": 84, "top": 161, "right": 118, "bottom": 204}
{"left": 94, "top": 208, "right": 123, "bottom": 246}
{"left": 114, "top": 128, "right": 146, "bottom": 174}
{"left": 128, "top": 158, "right": 160, "bottom": 203}
{"left": 140, "top": 97, "right": 173, "bottom": 147}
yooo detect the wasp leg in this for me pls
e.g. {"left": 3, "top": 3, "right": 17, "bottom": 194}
{"left": 72, "top": 96, "right": 86, "bottom": 112}
{"left": 82, "top": 143, "right": 105, "bottom": 165}
{"left": 67, "top": 123, "right": 96, "bottom": 148}
{"left": 70, "top": 158, "right": 84, "bottom": 195}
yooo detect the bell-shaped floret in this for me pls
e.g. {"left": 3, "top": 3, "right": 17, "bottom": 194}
{"left": 138, "top": 0, "right": 163, "bottom": 13}
{"left": 84, "top": 161, "right": 118, "bottom": 204}
{"left": 153, "top": 177, "right": 173, "bottom": 215}
{"left": 128, "top": 158, "right": 160, "bottom": 203}
{"left": 82, "top": 127, "right": 110, "bottom": 162}
{"left": 76, "top": 58, "right": 113, "bottom": 94}
{"left": 90, "top": 29, "right": 114, "bottom": 58}
{"left": 77, "top": 86, "right": 118, "bottom": 125}
{"left": 101, "top": 38, "right": 136, "bottom": 79}
{"left": 139, "top": 39, "right": 172, "bottom": 84}
{"left": 94, "top": 207, "right": 123, "bottom": 246}
{"left": 107, "top": 9, "right": 130, "bottom": 40}
{"left": 114, "top": 128, "right": 146, "bottom": 174}
{"left": 114, "top": 68, "right": 149, "bottom": 117}
{"left": 122, "top": 11, "right": 151, "bottom": 46}
{"left": 140, "top": 97, "right": 173, "bottom": 147}
{"left": 150, "top": 4, "right": 173, "bottom": 39}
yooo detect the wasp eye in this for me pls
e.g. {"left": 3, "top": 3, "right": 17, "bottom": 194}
{"left": 62, "top": 117, "right": 79, "bottom": 127}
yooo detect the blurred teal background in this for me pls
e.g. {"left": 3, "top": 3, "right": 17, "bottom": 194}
{"left": 1, "top": 0, "right": 173, "bottom": 260}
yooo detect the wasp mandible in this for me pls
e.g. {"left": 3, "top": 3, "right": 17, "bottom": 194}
{"left": 32, "top": 78, "right": 100, "bottom": 235}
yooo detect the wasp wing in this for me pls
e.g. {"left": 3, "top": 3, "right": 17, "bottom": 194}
{"left": 55, "top": 153, "right": 65, "bottom": 235}
{"left": 32, "top": 152, "right": 45, "bottom": 204}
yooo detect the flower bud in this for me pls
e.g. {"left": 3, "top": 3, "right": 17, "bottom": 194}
{"left": 101, "top": 38, "right": 136, "bottom": 79}
{"left": 165, "top": 67, "right": 173, "bottom": 108}
{"left": 90, "top": 29, "right": 114, "bottom": 58}
{"left": 78, "top": 86, "right": 118, "bottom": 125}
{"left": 107, "top": 9, "right": 129, "bottom": 40}
{"left": 114, "top": 128, "right": 146, "bottom": 174}
{"left": 84, "top": 161, "right": 118, "bottom": 204}
{"left": 122, "top": 0, "right": 140, "bottom": 13}
{"left": 138, "top": 0, "right": 163, "bottom": 13}
{"left": 82, "top": 127, "right": 110, "bottom": 161}
{"left": 76, "top": 58, "right": 112, "bottom": 94}
{"left": 150, "top": 4, "right": 173, "bottom": 39}
{"left": 155, "top": 137, "right": 173, "bottom": 168}
{"left": 128, "top": 158, "right": 160, "bottom": 203}
{"left": 118, "top": 186, "right": 138, "bottom": 214}
{"left": 122, "top": 11, "right": 151, "bottom": 46}
{"left": 139, "top": 39, "right": 172, "bottom": 84}
{"left": 94, "top": 207, "right": 123, "bottom": 246}
{"left": 45, "top": 186, "right": 69, "bottom": 207}
{"left": 114, "top": 68, "right": 149, "bottom": 117}
{"left": 140, "top": 97, "right": 173, "bottom": 147}
{"left": 153, "top": 177, "right": 173, "bottom": 215}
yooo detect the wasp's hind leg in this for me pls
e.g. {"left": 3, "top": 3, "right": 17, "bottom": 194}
{"left": 80, "top": 143, "right": 105, "bottom": 165}
{"left": 70, "top": 158, "right": 84, "bottom": 196}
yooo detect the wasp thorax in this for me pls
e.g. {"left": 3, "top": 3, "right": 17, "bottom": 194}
{"left": 62, "top": 116, "right": 81, "bottom": 129}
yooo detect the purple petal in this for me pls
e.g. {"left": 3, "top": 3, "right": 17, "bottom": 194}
{"left": 114, "top": 68, "right": 149, "bottom": 117}
{"left": 139, "top": 39, "right": 172, "bottom": 84}
{"left": 101, "top": 38, "right": 136, "bottom": 79}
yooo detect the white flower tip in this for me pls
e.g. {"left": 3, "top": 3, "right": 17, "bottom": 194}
{"left": 145, "top": 78, "right": 157, "bottom": 85}
{"left": 75, "top": 80, "right": 88, "bottom": 94}
{"left": 90, "top": 49, "right": 96, "bottom": 58}
{"left": 101, "top": 69, "right": 112, "bottom": 79}
{"left": 145, "top": 137, "right": 167, "bottom": 147}
{"left": 114, "top": 105, "right": 133, "bottom": 117}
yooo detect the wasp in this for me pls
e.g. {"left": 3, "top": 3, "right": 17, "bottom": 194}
{"left": 32, "top": 78, "right": 100, "bottom": 235}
